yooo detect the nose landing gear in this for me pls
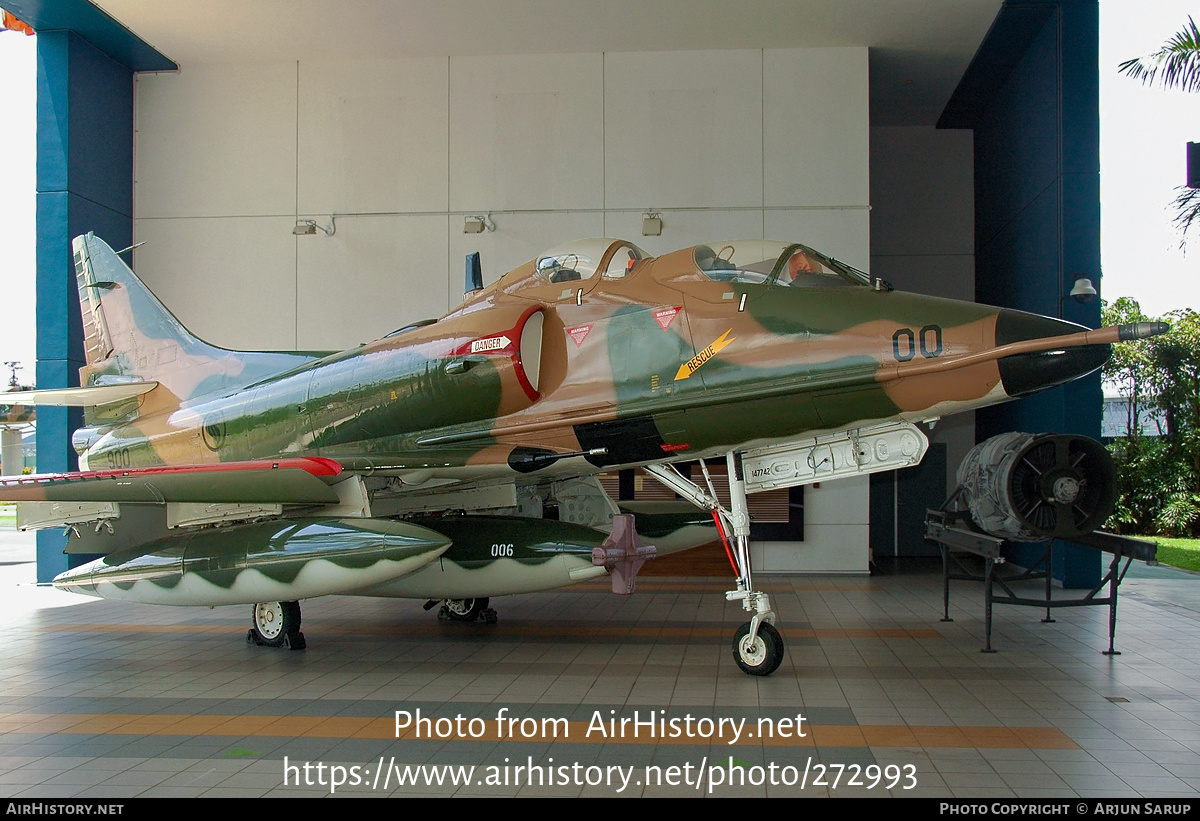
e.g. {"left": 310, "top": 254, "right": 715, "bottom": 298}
{"left": 645, "top": 451, "right": 785, "bottom": 676}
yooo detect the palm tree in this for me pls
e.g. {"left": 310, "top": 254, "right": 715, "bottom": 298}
{"left": 1119, "top": 17, "right": 1200, "bottom": 92}
{"left": 1119, "top": 17, "right": 1200, "bottom": 248}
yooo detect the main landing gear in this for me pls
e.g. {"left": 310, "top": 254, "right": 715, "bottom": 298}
{"left": 247, "top": 600, "right": 306, "bottom": 649}
{"left": 423, "top": 597, "right": 499, "bottom": 624}
{"left": 645, "top": 451, "right": 785, "bottom": 676}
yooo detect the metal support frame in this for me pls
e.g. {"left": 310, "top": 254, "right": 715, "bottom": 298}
{"left": 926, "top": 508, "right": 1157, "bottom": 655}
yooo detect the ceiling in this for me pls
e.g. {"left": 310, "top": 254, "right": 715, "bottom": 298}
{"left": 92, "top": 0, "right": 1003, "bottom": 126}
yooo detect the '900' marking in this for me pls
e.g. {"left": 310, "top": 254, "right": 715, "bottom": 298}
{"left": 892, "top": 325, "right": 943, "bottom": 361}
{"left": 104, "top": 447, "right": 133, "bottom": 469}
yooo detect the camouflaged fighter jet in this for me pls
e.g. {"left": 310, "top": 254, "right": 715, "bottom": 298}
{"left": 0, "top": 234, "right": 1167, "bottom": 675}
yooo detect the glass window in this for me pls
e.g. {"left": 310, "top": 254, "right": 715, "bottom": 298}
{"left": 692, "top": 241, "right": 868, "bottom": 288}
{"left": 533, "top": 239, "right": 647, "bottom": 283}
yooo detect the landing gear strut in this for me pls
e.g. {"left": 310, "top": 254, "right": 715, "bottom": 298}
{"left": 247, "top": 600, "right": 306, "bottom": 649}
{"left": 645, "top": 451, "right": 785, "bottom": 676}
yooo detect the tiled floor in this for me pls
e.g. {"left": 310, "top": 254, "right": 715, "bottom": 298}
{"left": 1, "top": 528, "right": 1198, "bottom": 798}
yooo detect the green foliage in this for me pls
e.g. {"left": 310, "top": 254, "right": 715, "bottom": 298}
{"left": 1118, "top": 17, "right": 1200, "bottom": 93}
{"left": 1104, "top": 301, "right": 1200, "bottom": 537}
{"left": 1102, "top": 298, "right": 1153, "bottom": 439}
{"left": 1172, "top": 186, "right": 1200, "bottom": 249}
{"left": 1119, "top": 18, "right": 1200, "bottom": 248}
{"left": 1105, "top": 436, "right": 1198, "bottom": 536}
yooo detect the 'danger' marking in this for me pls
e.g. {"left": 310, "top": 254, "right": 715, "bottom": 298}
{"left": 675, "top": 330, "right": 735, "bottom": 380}
{"left": 471, "top": 335, "right": 512, "bottom": 353}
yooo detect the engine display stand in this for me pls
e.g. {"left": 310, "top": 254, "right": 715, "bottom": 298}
{"left": 924, "top": 508, "right": 1157, "bottom": 655}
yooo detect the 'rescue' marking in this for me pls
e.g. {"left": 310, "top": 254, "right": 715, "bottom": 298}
{"left": 471, "top": 335, "right": 512, "bottom": 354}
{"left": 675, "top": 330, "right": 735, "bottom": 381}
{"left": 568, "top": 325, "right": 592, "bottom": 347}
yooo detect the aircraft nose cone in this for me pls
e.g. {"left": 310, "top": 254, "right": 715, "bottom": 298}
{"left": 995, "top": 310, "right": 1111, "bottom": 398}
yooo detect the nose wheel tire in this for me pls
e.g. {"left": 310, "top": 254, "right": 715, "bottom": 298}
{"left": 732, "top": 622, "right": 784, "bottom": 676}
{"left": 247, "top": 600, "right": 305, "bottom": 649}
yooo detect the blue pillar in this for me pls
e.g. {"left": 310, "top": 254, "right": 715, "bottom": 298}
{"left": 940, "top": 1, "right": 1102, "bottom": 588}
{"left": 35, "top": 30, "right": 133, "bottom": 581}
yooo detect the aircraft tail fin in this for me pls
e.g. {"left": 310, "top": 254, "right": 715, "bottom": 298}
{"left": 73, "top": 234, "right": 324, "bottom": 401}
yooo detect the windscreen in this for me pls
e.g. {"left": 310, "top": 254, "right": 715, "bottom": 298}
{"left": 693, "top": 241, "right": 868, "bottom": 288}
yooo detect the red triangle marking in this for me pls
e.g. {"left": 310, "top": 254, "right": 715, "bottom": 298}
{"left": 654, "top": 306, "right": 681, "bottom": 330}
{"left": 568, "top": 324, "right": 592, "bottom": 346}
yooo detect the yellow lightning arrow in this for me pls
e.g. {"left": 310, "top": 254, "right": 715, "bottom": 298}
{"left": 675, "top": 329, "right": 736, "bottom": 381}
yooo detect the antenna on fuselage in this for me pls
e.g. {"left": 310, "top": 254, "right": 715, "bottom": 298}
{"left": 465, "top": 252, "right": 483, "bottom": 298}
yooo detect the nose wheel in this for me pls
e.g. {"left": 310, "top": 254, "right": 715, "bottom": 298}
{"left": 733, "top": 620, "right": 784, "bottom": 676}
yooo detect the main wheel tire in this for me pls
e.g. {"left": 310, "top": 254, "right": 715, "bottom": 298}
{"left": 441, "top": 598, "right": 490, "bottom": 622}
{"left": 251, "top": 601, "right": 301, "bottom": 647}
{"left": 732, "top": 622, "right": 784, "bottom": 676}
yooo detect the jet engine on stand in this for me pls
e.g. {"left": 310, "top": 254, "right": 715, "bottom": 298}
{"left": 953, "top": 432, "right": 1117, "bottom": 542}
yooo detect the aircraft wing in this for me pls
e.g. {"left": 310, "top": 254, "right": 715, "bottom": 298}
{"left": 0, "top": 457, "right": 343, "bottom": 505}
{"left": 0, "top": 382, "right": 157, "bottom": 407}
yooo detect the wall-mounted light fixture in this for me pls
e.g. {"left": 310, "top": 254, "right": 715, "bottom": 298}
{"left": 293, "top": 218, "right": 336, "bottom": 237}
{"left": 464, "top": 215, "right": 496, "bottom": 234}
{"left": 1067, "top": 276, "right": 1097, "bottom": 304}
{"left": 642, "top": 212, "right": 663, "bottom": 237}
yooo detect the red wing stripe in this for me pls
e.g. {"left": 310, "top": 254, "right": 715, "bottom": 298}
{"left": 0, "top": 457, "right": 343, "bottom": 487}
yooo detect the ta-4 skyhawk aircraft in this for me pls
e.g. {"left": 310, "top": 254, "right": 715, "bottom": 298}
{"left": 0, "top": 234, "right": 1164, "bottom": 675}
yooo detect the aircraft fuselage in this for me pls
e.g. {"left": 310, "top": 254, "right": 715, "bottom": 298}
{"left": 80, "top": 242, "right": 1106, "bottom": 483}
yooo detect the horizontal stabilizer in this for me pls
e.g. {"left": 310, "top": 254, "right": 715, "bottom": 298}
{"left": 0, "top": 457, "right": 343, "bottom": 505}
{"left": 0, "top": 383, "right": 157, "bottom": 408}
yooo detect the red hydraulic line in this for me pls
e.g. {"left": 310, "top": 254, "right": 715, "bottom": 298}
{"left": 711, "top": 509, "right": 740, "bottom": 577}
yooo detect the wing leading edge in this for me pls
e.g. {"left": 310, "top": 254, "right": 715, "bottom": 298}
{"left": 0, "top": 457, "right": 343, "bottom": 505}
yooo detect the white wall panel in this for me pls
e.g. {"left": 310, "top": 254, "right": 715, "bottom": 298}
{"left": 753, "top": 477, "right": 870, "bottom": 573}
{"left": 764, "top": 208, "right": 870, "bottom": 272}
{"left": 756, "top": 527, "right": 870, "bottom": 572}
{"left": 296, "top": 215, "right": 449, "bottom": 350}
{"left": 450, "top": 54, "right": 604, "bottom": 212}
{"left": 764, "top": 48, "right": 869, "bottom": 208}
{"left": 447, "top": 211, "right": 605, "bottom": 308}
{"left": 605, "top": 50, "right": 763, "bottom": 210}
{"left": 135, "top": 64, "right": 297, "bottom": 219}
{"left": 298, "top": 58, "right": 449, "bottom": 215}
{"left": 805, "top": 476, "right": 870, "bottom": 526}
{"left": 132, "top": 217, "right": 297, "bottom": 350}
{"left": 603, "top": 209, "right": 764, "bottom": 257}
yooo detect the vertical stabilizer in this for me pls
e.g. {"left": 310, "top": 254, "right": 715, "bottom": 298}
{"left": 73, "top": 234, "right": 323, "bottom": 402}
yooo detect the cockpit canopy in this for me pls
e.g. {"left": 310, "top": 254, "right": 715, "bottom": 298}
{"left": 534, "top": 239, "right": 647, "bottom": 282}
{"left": 498, "top": 237, "right": 869, "bottom": 299}
{"left": 692, "top": 240, "right": 869, "bottom": 288}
